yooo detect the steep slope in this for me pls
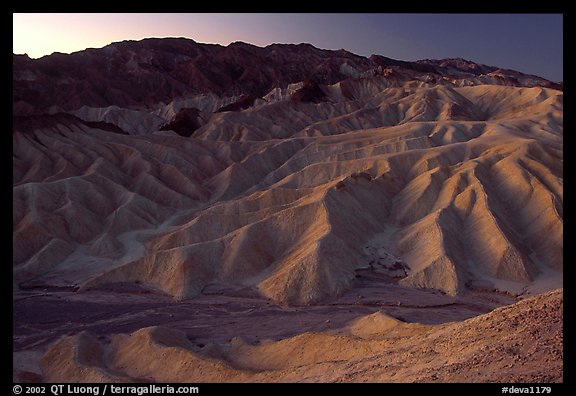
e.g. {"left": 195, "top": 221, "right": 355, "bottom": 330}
{"left": 13, "top": 39, "right": 562, "bottom": 304}
{"left": 13, "top": 79, "right": 563, "bottom": 304}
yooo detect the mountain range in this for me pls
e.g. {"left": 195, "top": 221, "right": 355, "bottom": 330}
{"left": 14, "top": 37, "right": 561, "bottom": 115}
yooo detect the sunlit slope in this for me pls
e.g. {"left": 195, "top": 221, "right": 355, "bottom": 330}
{"left": 13, "top": 82, "right": 563, "bottom": 304}
{"left": 40, "top": 289, "right": 563, "bottom": 383}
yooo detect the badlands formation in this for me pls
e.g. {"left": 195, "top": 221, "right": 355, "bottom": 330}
{"left": 13, "top": 38, "right": 562, "bottom": 382}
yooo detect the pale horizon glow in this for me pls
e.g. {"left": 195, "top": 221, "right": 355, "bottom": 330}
{"left": 13, "top": 13, "right": 563, "bottom": 82}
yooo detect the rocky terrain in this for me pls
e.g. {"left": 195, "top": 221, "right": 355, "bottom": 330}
{"left": 13, "top": 38, "right": 563, "bottom": 382}
{"left": 14, "top": 288, "right": 562, "bottom": 382}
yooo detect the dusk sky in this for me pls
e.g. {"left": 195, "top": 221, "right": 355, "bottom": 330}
{"left": 13, "top": 13, "right": 563, "bottom": 82}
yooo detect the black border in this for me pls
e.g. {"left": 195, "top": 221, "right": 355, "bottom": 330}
{"left": 10, "top": 5, "right": 569, "bottom": 389}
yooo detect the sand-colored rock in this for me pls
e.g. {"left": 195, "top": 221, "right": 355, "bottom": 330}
{"left": 38, "top": 289, "right": 562, "bottom": 383}
{"left": 13, "top": 81, "right": 562, "bottom": 303}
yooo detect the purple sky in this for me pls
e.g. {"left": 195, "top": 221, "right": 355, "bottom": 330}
{"left": 13, "top": 13, "right": 563, "bottom": 82}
